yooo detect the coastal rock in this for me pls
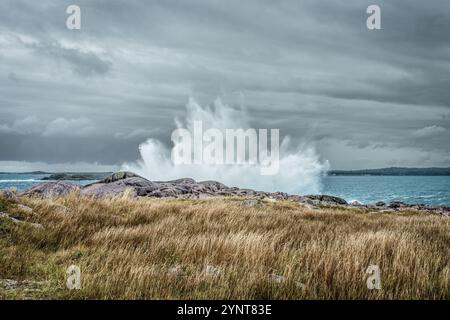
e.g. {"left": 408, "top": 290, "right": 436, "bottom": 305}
{"left": 81, "top": 175, "right": 155, "bottom": 198}
{"left": 0, "top": 279, "right": 44, "bottom": 290}
{"left": 205, "top": 265, "right": 223, "bottom": 279}
{"left": 389, "top": 201, "right": 407, "bottom": 209}
{"left": 99, "top": 171, "right": 141, "bottom": 184}
{"left": 77, "top": 173, "right": 351, "bottom": 205}
{"left": 18, "top": 171, "right": 449, "bottom": 216}
{"left": 268, "top": 273, "right": 286, "bottom": 284}
{"left": 303, "top": 195, "right": 348, "bottom": 206}
{"left": 17, "top": 204, "right": 33, "bottom": 214}
{"left": 0, "top": 212, "right": 43, "bottom": 229}
{"left": 242, "top": 199, "right": 260, "bottom": 207}
{"left": 21, "top": 181, "right": 80, "bottom": 198}
{"left": 199, "top": 181, "right": 228, "bottom": 190}
{"left": 0, "top": 190, "right": 19, "bottom": 203}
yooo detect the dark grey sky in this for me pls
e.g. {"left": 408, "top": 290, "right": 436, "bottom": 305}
{"left": 1, "top": 0, "right": 449, "bottom": 171}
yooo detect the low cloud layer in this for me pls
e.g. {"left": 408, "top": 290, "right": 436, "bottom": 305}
{"left": 0, "top": 0, "right": 449, "bottom": 170}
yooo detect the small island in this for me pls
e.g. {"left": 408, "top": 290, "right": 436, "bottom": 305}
{"left": 41, "top": 172, "right": 112, "bottom": 181}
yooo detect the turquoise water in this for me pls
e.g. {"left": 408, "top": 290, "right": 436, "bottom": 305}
{"left": 321, "top": 175, "right": 450, "bottom": 206}
{"left": 0, "top": 173, "right": 96, "bottom": 192}
{"left": 0, "top": 173, "right": 449, "bottom": 206}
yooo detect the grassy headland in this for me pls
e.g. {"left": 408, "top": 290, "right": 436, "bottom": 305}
{"left": 0, "top": 193, "right": 449, "bottom": 299}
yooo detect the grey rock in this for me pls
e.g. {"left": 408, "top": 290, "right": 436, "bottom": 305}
{"left": 389, "top": 201, "right": 407, "bottom": 208}
{"left": 165, "top": 178, "right": 196, "bottom": 184}
{"left": 98, "top": 171, "right": 142, "bottom": 184}
{"left": 205, "top": 265, "right": 223, "bottom": 279}
{"left": 20, "top": 171, "right": 449, "bottom": 215}
{"left": 268, "top": 273, "right": 286, "bottom": 284}
{"left": 304, "top": 195, "right": 348, "bottom": 205}
{"left": 199, "top": 180, "right": 228, "bottom": 190}
{"left": 17, "top": 204, "right": 33, "bottom": 214}
{"left": 41, "top": 172, "right": 110, "bottom": 181}
{"left": 21, "top": 181, "right": 80, "bottom": 198}
{"left": 0, "top": 212, "right": 43, "bottom": 229}
{"left": 167, "top": 265, "right": 184, "bottom": 277}
{"left": 242, "top": 199, "right": 260, "bottom": 207}
{"left": 0, "top": 190, "right": 19, "bottom": 203}
{"left": 0, "top": 279, "right": 43, "bottom": 290}
{"left": 81, "top": 176, "right": 155, "bottom": 198}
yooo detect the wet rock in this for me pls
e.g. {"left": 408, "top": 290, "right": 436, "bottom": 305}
{"left": 375, "top": 201, "right": 386, "bottom": 207}
{"left": 389, "top": 201, "right": 408, "bottom": 209}
{"left": 304, "top": 195, "right": 348, "bottom": 205}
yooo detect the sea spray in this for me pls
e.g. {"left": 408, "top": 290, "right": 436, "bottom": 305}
{"left": 122, "top": 98, "right": 329, "bottom": 194}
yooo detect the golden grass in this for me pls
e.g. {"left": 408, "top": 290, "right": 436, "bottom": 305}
{"left": 0, "top": 193, "right": 449, "bottom": 299}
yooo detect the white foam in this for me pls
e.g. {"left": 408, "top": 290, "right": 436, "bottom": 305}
{"left": 122, "top": 98, "right": 329, "bottom": 194}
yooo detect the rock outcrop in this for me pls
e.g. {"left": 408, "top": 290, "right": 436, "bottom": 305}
{"left": 74, "top": 172, "right": 354, "bottom": 207}
{"left": 21, "top": 181, "right": 80, "bottom": 198}
{"left": 81, "top": 173, "right": 155, "bottom": 198}
{"left": 41, "top": 172, "right": 110, "bottom": 181}
{"left": 0, "top": 212, "right": 43, "bottom": 229}
{"left": 0, "top": 190, "right": 19, "bottom": 203}
{"left": 20, "top": 171, "right": 450, "bottom": 216}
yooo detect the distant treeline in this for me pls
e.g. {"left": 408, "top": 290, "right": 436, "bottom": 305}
{"left": 328, "top": 167, "right": 450, "bottom": 176}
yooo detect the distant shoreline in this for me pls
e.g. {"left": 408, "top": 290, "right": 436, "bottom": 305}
{"left": 1, "top": 167, "right": 450, "bottom": 177}
{"left": 328, "top": 167, "right": 450, "bottom": 176}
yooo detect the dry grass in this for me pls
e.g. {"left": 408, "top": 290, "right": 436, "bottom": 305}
{"left": 0, "top": 193, "right": 449, "bottom": 300}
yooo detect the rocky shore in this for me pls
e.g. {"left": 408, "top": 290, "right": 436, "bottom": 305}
{"left": 20, "top": 171, "right": 450, "bottom": 216}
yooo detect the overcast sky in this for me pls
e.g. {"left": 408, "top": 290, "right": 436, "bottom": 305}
{"left": 0, "top": 0, "right": 449, "bottom": 171}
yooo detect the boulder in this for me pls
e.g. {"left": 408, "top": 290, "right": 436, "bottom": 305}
{"left": 199, "top": 180, "right": 228, "bottom": 190}
{"left": 0, "top": 212, "right": 43, "bottom": 229}
{"left": 304, "top": 195, "right": 348, "bottom": 206}
{"left": 164, "top": 178, "right": 196, "bottom": 184}
{"left": 242, "top": 199, "right": 260, "bottom": 207}
{"left": 81, "top": 176, "right": 155, "bottom": 198}
{"left": 21, "top": 182, "right": 80, "bottom": 198}
{"left": 389, "top": 201, "right": 408, "bottom": 209}
{"left": 0, "top": 190, "right": 19, "bottom": 203}
{"left": 98, "top": 171, "right": 142, "bottom": 184}
{"left": 17, "top": 204, "right": 33, "bottom": 214}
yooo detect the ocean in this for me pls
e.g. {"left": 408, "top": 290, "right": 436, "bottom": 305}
{"left": 0, "top": 173, "right": 449, "bottom": 206}
{"left": 0, "top": 173, "right": 97, "bottom": 193}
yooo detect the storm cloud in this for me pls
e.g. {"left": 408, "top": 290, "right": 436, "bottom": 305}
{"left": 0, "top": 0, "right": 449, "bottom": 170}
